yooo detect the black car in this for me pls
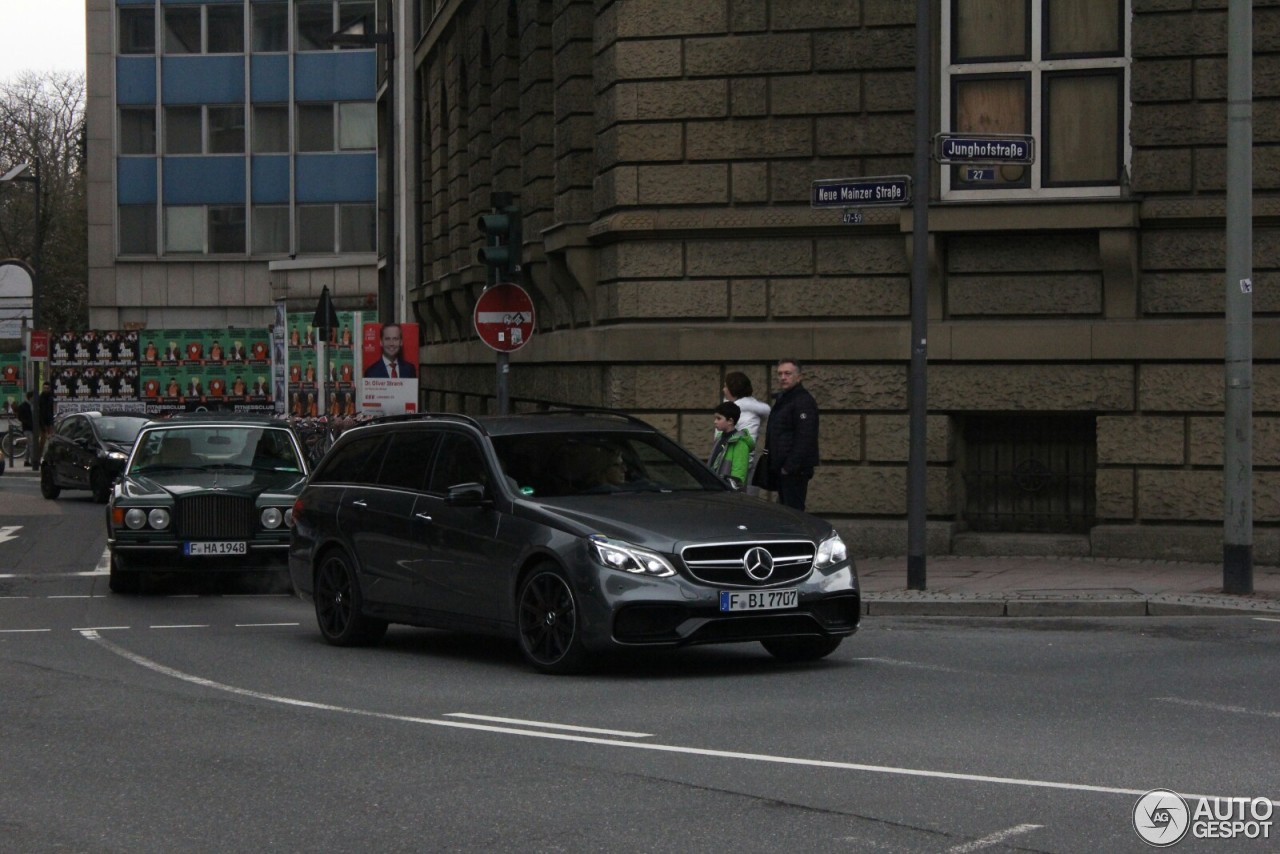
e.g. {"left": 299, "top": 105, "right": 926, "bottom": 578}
{"left": 106, "top": 414, "right": 309, "bottom": 593}
{"left": 42, "top": 411, "right": 153, "bottom": 503}
{"left": 289, "top": 412, "right": 860, "bottom": 673}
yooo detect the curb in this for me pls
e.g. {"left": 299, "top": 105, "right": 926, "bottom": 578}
{"left": 862, "top": 593, "right": 1280, "bottom": 618}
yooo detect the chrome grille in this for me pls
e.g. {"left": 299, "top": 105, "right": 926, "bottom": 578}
{"left": 679, "top": 540, "right": 814, "bottom": 587}
{"left": 176, "top": 495, "right": 254, "bottom": 539}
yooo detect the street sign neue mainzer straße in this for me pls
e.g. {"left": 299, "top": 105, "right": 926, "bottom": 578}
{"left": 811, "top": 175, "right": 912, "bottom": 208}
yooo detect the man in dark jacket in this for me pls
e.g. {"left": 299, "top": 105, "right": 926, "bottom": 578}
{"left": 36, "top": 382, "right": 55, "bottom": 467}
{"left": 765, "top": 358, "right": 819, "bottom": 511}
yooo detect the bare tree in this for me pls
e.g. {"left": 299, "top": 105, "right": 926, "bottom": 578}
{"left": 0, "top": 71, "right": 87, "bottom": 333}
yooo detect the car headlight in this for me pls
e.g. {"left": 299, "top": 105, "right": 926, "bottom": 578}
{"left": 284, "top": 508, "right": 294, "bottom": 528}
{"left": 589, "top": 536, "right": 676, "bottom": 578}
{"left": 125, "top": 508, "right": 147, "bottom": 530}
{"left": 148, "top": 508, "right": 170, "bottom": 530}
{"left": 815, "top": 531, "right": 848, "bottom": 569}
{"left": 261, "top": 507, "right": 283, "bottom": 529}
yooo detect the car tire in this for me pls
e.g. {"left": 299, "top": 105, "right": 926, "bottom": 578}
{"left": 90, "top": 468, "right": 111, "bottom": 504}
{"left": 517, "top": 565, "right": 589, "bottom": 675}
{"left": 760, "top": 636, "right": 843, "bottom": 662}
{"left": 313, "top": 549, "right": 387, "bottom": 647}
{"left": 108, "top": 554, "right": 141, "bottom": 594}
{"left": 40, "top": 465, "right": 60, "bottom": 500}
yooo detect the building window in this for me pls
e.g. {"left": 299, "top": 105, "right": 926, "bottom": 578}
{"left": 119, "top": 205, "right": 157, "bottom": 255}
{"left": 209, "top": 205, "right": 247, "bottom": 253}
{"left": 164, "top": 5, "right": 244, "bottom": 55}
{"left": 165, "top": 206, "right": 205, "bottom": 253}
{"left": 297, "top": 205, "right": 336, "bottom": 253}
{"left": 941, "top": 0, "right": 1129, "bottom": 200}
{"left": 208, "top": 106, "right": 246, "bottom": 154}
{"left": 120, "top": 108, "right": 157, "bottom": 155}
{"left": 164, "top": 7, "right": 202, "bottom": 54}
{"left": 252, "top": 106, "right": 290, "bottom": 153}
{"left": 252, "top": 205, "right": 291, "bottom": 254}
{"left": 338, "top": 102, "right": 376, "bottom": 150}
{"left": 162, "top": 206, "right": 247, "bottom": 255}
{"left": 207, "top": 5, "right": 245, "bottom": 54}
{"left": 296, "top": 0, "right": 376, "bottom": 51}
{"left": 253, "top": 3, "right": 290, "bottom": 52}
{"left": 120, "top": 8, "right": 156, "bottom": 55}
{"left": 165, "top": 106, "right": 203, "bottom": 154}
{"left": 297, "top": 104, "right": 335, "bottom": 151}
{"left": 340, "top": 203, "right": 375, "bottom": 252}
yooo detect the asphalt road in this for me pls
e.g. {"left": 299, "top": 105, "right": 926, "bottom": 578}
{"left": 1, "top": 476, "right": 1277, "bottom": 852}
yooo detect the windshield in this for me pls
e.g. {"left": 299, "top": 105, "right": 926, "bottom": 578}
{"left": 491, "top": 431, "right": 725, "bottom": 497}
{"left": 97, "top": 416, "right": 150, "bottom": 444}
{"left": 129, "top": 426, "right": 302, "bottom": 474}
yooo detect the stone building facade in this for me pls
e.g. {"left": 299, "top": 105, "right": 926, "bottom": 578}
{"left": 408, "top": 0, "right": 1280, "bottom": 562}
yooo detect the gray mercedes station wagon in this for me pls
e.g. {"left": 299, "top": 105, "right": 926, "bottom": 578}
{"left": 288, "top": 412, "right": 860, "bottom": 673}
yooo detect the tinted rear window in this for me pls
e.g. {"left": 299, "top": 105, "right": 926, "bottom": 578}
{"left": 311, "top": 434, "right": 388, "bottom": 484}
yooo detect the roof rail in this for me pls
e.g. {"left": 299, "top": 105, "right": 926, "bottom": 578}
{"left": 513, "top": 407, "right": 654, "bottom": 429}
{"left": 366, "top": 411, "right": 486, "bottom": 430}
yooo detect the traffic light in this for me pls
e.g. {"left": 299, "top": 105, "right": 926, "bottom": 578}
{"left": 476, "top": 202, "right": 521, "bottom": 283}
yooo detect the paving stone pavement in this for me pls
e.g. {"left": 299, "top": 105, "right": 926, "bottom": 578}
{"left": 857, "top": 555, "right": 1280, "bottom": 617}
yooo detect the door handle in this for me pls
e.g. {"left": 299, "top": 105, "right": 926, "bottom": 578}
{"left": 351, "top": 499, "right": 368, "bottom": 508}
{"left": 415, "top": 512, "right": 433, "bottom": 522}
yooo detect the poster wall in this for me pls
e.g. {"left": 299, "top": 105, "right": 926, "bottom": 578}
{"left": 0, "top": 353, "right": 22, "bottom": 415}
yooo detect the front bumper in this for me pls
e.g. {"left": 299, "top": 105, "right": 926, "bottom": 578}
{"left": 577, "top": 560, "right": 861, "bottom": 649}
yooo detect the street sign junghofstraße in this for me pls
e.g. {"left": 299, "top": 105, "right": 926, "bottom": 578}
{"left": 811, "top": 175, "right": 912, "bottom": 208}
{"left": 935, "top": 133, "right": 1036, "bottom": 165}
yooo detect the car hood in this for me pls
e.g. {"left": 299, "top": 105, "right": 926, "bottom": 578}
{"left": 520, "top": 491, "right": 830, "bottom": 551}
{"left": 120, "top": 469, "right": 307, "bottom": 500}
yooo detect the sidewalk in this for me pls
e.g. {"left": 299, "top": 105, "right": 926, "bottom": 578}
{"left": 859, "top": 555, "right": 1280, "bottom": 617}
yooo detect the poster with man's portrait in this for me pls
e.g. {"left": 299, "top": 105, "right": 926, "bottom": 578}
{"left": 360, "top": 321, "right": 419, "bottom": 415}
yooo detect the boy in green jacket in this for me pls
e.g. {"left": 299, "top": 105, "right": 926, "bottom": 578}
{"left": 708, "top": 401, "right": 755, "bottom": 485}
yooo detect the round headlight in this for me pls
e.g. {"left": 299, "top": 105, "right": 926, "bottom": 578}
{"left": 125, "top": 508, "right": 147, "bottom": 530}
{"left": 284, "top": 508, "right": 294, "bottom": 528}
{"left": 148, "top": 508, "right": 170, "bottom": 530}
{"left": 261, "top": 507, "right": 283, "bottom": 529}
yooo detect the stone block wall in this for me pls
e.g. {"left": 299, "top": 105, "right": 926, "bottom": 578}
{"left": 409, "top": 1, "right": 1280, "bottom": 562}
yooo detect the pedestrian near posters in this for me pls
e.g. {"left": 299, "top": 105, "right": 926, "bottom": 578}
{"left": 360, "top": 322, "right": 419, "bottom": 415}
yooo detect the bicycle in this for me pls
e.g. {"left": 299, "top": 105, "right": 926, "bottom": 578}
{"left": 1, "top": 420, "right": 28, "bottom": 461}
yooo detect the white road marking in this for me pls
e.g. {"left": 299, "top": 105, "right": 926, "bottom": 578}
{"left": 945, "top": 824, "right": 1042, "bottom": 852}
{"left": 0, "top": 525, "right": 21, "bottom": 545}
{"left": 49, "top": 595, "right": 99, "bottom": 599}
{"left": 1154, "top": 696, "right": 1280, "bottom": 719}
{"left": 234, "top": 622, "right": 300, "bottom": 627}
{"left": 1254, "top": 617, "right": 1280, "bottom": 623}
{"left": 0, "top": 628, "right": 51, "bottom": 633}
{"left": 151, "top": 624, "right": 209, "bottom": 630}
{"left": 445, "top": 713, "right": 651, "bottom": 738}
{"left": 79, "top": 629, "right": 1278, "bottom": 806}
{"left": 73, "top": 626, "right": 130, "bottom": 632}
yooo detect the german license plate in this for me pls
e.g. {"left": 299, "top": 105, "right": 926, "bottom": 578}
{"left": 719, "top": 588, "right": 798, "bottom": 612}
{"left": 184, "top": 541, "right": 247, "bottom": 556}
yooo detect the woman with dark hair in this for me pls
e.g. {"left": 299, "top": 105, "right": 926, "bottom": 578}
{"left": 722, "top": 371, "right": 770, "bottom": 443}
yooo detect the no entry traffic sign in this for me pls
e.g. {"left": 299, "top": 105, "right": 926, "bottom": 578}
{"left": 473, "top": 282, "right": 535, "bottom": 352}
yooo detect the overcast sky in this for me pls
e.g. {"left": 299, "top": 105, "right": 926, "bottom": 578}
{"left": 0, "top": 0, "right": 87, "bottom": 82}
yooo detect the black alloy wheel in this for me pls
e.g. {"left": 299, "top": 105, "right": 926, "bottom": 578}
{"left": 40, "top": 465, "right": 60, "bottom": 499}
{"left": 313, "top": 550, "right": 387, "bottom": 646}
{"left": 517, "top": 566, "right": 588, "bottom": 674}
{"left": 760, "top": 635, "right": 843, "bottom": 662}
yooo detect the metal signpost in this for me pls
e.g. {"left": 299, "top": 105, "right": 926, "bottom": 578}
{"left": 473, "top": 282, "right": 535, "bottom": 415}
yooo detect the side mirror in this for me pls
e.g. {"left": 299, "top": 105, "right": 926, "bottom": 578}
{"left": 724, "top": 475, "right": 744, "bottom": 491}
{"left": 445, "top": 482, "right": 488, "bottom": 506}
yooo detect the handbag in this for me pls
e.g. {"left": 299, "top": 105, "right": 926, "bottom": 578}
{"left": 750, "top": 450, "right": 774, "bottom": 491}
